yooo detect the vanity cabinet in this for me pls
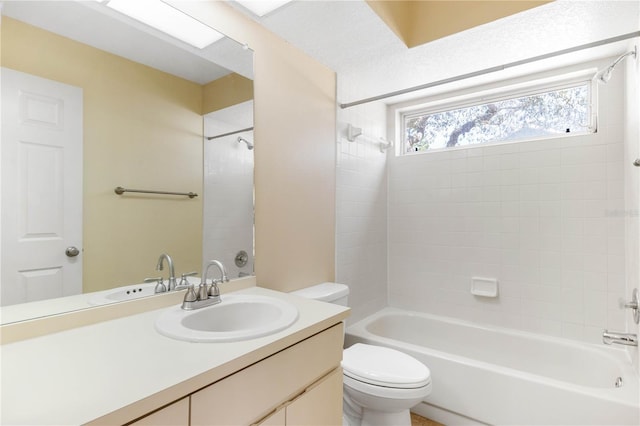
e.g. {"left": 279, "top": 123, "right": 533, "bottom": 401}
{"left": 128, "top": 324, "right": 343, "bottom": 426}
{"left": 189, "top": 323, "right": 343, "bottom": 425}
{"left": 253, "top": 368, "right": 342, "bottom": 426}
{"left": 129, "top": 398, "right": 189, "bottom": 426}
{"left": 283, "top": 366, "right": 343, "bottom": 425}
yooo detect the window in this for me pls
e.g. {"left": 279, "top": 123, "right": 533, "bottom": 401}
{"left": 402, "top": 81, "right": 593, "bottom": 154}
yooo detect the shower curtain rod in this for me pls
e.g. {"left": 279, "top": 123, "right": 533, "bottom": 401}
{"left": 206, "top": 126, "right": 254, "bottom": 140}
{"left": 339, "top": 31, "right": 640, "bottom": 109}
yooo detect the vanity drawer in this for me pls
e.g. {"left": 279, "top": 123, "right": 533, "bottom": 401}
{"left": 190, "top": 323, "right": 343, "bottom": 425}
{"left": 285, "top": 366, "right": 343, "bottom": 425}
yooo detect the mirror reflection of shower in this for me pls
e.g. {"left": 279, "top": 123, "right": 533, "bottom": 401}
{"left": 237, "top": 136, "right": 254, "bottom": 150}
{"left": 203, "top": 100, "right": 255, "bottom": 278}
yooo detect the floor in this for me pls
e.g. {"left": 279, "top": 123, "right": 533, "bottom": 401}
{"left": 411, "top": 412, "right": 444, "bottom": 426}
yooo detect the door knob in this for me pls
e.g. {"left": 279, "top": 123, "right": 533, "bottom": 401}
{"left": 65, "top": 246, "right": 80, "bottom": 257}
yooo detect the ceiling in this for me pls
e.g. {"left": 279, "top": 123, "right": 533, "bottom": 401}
{"left": 1, "top": 1, "right": 254, "bottom": 84}
{"left": 231, "top": 0, "right": 640, "bottom": 104}
{"left": 4, "top": 1, "right": 638, "bottom": 102}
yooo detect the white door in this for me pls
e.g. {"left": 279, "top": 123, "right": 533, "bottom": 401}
{"left": 1, "top": 68, "right": 83, "bottom": 306}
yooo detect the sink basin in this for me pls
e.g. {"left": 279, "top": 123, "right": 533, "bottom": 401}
{"left": 154, "top": 294, "right": 299, "bottom": 343}
{"left": 88, "top": 283, "right": 157, "bottom": 305}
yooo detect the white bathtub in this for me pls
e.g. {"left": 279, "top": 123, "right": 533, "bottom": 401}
{"left": 344, "top": 308, "right": 639, "bottom": 425}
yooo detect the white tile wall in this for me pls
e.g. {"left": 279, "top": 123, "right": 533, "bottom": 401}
{"left": 203, "top": 114, "right": 254, "bottom": 279}
{"left": 336, "top": 102, "right": 388, "bottom": 324}
{"left": 623, "top": 41, "right": 639, "bottom": 372}
{"left": 387, "top": 65, "right": 628, "bottom": 344}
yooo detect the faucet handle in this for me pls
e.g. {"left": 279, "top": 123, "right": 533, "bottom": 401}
{"left": 181, "top": 285, "right": 198, "bottom": 310}
{"left": 624, "top": 288, "right": 639, "bottom": 324}
{"left": 176, "top": 272, "right": 198, "bottom": 290}
{"left": 144, "top": 277, "right": 166, "bottom": 294}
{"left": 209, "top": 279, "right": 221, "bottom": 298}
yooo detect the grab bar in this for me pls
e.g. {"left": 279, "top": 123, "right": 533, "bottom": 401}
{"left": 114, "top": 186, "right": 198, "bottom": 199}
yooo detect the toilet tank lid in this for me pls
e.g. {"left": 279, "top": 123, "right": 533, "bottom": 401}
{"left": 290, "top": 282, "right": 349, "bottom": 302}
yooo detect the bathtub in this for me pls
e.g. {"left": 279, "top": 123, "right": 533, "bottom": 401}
{"left": 344, "top": 308, "right": 639, "bottom": 425}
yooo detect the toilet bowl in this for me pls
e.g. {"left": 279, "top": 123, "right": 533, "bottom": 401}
{"left": 342, "top": 343, "right": 431, "bottom": 426}
{"left": 290, "top": 283, "right": 432, "bottom": 426}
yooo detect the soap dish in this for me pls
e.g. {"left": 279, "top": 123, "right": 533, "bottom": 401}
{"left": 470, "top": 277, "right": 498, "bottom": 297}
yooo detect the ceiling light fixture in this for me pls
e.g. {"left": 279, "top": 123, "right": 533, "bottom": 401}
{"left": 234, "top": 0, "right": 293, "bottom": 17}
{"left": 105, "top": 0, "right": 224, "bottom": 49}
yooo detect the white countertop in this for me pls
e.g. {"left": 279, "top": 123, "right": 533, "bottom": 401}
{"left": 0, "top": 286, "right": 349, "bottom": 425}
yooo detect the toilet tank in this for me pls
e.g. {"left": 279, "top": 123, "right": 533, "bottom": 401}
{"left": 290, "top": 282, "right": 349, "bottom": 306}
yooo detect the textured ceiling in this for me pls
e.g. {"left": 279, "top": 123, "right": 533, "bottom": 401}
{"left": 5, "top": 0, "right": 638, "bottom": 103}
{"left": 243, "top": 0, "right": 640, "bottom": 103}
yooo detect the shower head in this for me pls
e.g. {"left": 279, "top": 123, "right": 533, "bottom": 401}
{"left": 594, "top": 66, "right": 614, "bottom": 84}
{"left": 594, "top": 46, "right": 637, "bottom": 85}
{"left": 237, "top": 136, "right": 254, "bottom": 150}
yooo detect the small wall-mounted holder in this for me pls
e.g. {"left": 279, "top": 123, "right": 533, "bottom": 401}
{"left": 470, "top": 277, "right": 498, "bottom": 298}
{"left": 346, "top": 124, "right": 393, "bottom": 153}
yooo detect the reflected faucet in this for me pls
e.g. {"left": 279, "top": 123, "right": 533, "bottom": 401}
{"left": 156, "top": 253, "right": 177, "bottom": 291}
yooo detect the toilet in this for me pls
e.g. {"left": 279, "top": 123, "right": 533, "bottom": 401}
{"left": 291, "top": 283, "right": 431, "bottom": 426}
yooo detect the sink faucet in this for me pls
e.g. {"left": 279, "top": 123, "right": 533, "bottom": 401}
{"left": 181, "top": 260, "right": 228, "bottom": 310}
{"left": 204, "top": 259, "right": 229, "bottom": 285}
{"left": 156, "top": 253, "right": 177, "bottom": 291}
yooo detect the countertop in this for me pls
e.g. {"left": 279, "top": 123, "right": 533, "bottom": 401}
{"left": 0, "top": 286, "right": 350, "bottom": 425}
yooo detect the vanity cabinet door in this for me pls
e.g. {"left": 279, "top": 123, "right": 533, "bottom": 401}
{"left": 190, "top": 324, "right": 343, "bottom": 426}
{"left": 253, "top": 406, "right": 286, "bottom": 426}
{"left": 128, "top": 397, "right": 189, "bottom": 426}
{"left": 285, "top": 367, "right": 343, "bottom": 426}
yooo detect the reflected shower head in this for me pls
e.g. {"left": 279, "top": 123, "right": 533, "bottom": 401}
{"left": 237, "top": 136, "right": 253, "bottom": 150}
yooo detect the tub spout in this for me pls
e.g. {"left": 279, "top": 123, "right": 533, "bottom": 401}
{"left": 602, "top": 330, "right": 638, "bottom": 346}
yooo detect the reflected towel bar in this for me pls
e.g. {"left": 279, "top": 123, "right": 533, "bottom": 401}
{"left": 115, "top": 186, "right": 198, "bottom": 198}
{"left": 206, "top": 127, "right": 254, "bottom": 140}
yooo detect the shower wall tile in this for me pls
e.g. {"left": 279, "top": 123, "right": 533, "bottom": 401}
{"left": 336, "top": 102, "right": 388, "bottom": 324}
{"left": 623, "top": 45, "right": 640, "bottom": 373}
{"left": 203, "top": 113, "right": 254, "bottom": 279}
{"left": 388, "top": 67, "right": 628, "bottom": 344}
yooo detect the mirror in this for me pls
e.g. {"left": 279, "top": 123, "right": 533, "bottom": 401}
{"left": 0, "top": 1, "right": 254, "bottom": 323}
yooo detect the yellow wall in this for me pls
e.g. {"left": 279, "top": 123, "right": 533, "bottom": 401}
{"left": 1, "top": 17, "right": 204, "bottom": 293}
{"left": 168, "top": 1, "right": 337, "bottom": 292}
{"left": 203, "top": 73, "right": 254, "bottom": 114}
{"left": 366, "top": 0, "right": 551, "bottom": 48}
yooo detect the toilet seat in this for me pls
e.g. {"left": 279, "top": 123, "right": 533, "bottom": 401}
{"left": 342, "top": 343, "right": 431, "bottom": 389}
{"left": 343, "top": 373, "right": 432, "bottom": 400}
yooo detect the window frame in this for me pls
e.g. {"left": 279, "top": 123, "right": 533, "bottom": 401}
{"left": 396, "top": 69, "right": 598, "bottom": 155}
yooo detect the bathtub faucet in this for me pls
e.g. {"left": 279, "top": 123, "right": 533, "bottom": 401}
{"left": 602, "top": 330, "right": 638, "bottom": 346}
